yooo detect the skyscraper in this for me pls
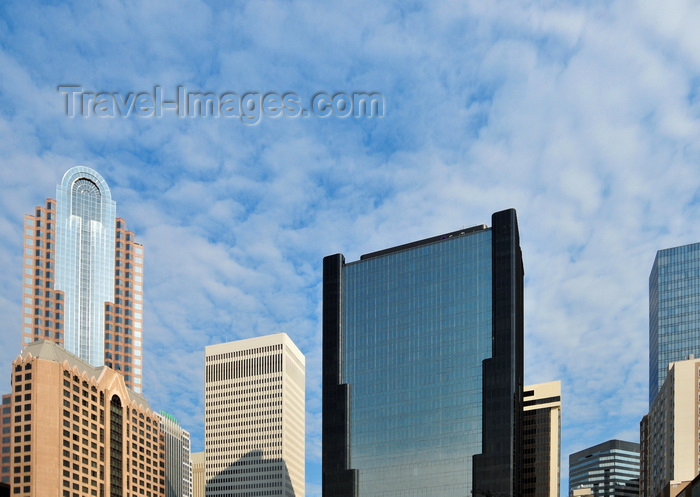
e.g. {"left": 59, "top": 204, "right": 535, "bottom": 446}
{"left": 649, "top": 242, "right": 700, "bottom": 405}
{"left": 9, "top": 339, "right": 164, "bottom": 497}
{"left": 640, "top": 357, "right": 700, "bottom": 497}
{"left": 20, "top": 166, "right": 144, "bottom": 392}
{"left": 569, "top": 440, "right": 640, "bottom": 497}
{"left": 191, "top": 452, "right": 205, "bottom": 497}
{"left": 160, "top": 411, "right": 193, "bottom": 497}
{"left": 204, "top": 333, "right": 305, "bottom": 497}
{"left": 322, "top": 209, "right": 524, "bottom": 497}
{"left": 523, "top": 381, "right": 561, "bottom": 497}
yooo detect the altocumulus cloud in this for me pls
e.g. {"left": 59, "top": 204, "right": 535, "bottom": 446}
{"left": 1, "top": 0, "right": 700, "bottom": 495}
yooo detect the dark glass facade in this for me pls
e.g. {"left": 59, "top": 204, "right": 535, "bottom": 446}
{"left": 323, "top": 209, "right": 524, "bottom": 497}
{"left": 569, "top": 440, "right": 640, "bottom": 497}
{"left": 649, "top": 242, "right": 700, "bottom": 405}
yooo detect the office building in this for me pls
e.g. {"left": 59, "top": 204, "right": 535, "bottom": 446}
{"left": 569, "top": 440, "right": 640, "bottom": 497}
{"left": 2, "top": 166, "right": 146, "bottom": 486}
{"left": 523, "top": 381, "right": 561, "bottom": 497}
{"left": 9, "top": 339, "right": 164, "bottom": 497}
{"left": 191, "top": 452, "right": 204, "bottom": 497}
{"left": 21, "top": 166, "right": 144, "bottom": 392}
{"left": 204, "top": 333, "right": 305, "bottom": 497}
{"left": 160, "top": 411, "right": 192, "bottom": 497}
{"left": 640, "top": 357, "right": 700, "bottom": 497}
{"left": 670, "top": 472, "right": 700, "bottom": 497}
{"left": 0, "top": 395, "right": 10, "bottom": 484}
{"left": 649, "top": 242, "right": 700, "bottom": 405}
{"left": 323, "top": 209, "right": 524, "bottom": 497}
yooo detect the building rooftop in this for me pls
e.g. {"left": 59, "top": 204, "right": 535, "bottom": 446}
{"left": 19, "top": 339, "right": 151, "bottom": 410}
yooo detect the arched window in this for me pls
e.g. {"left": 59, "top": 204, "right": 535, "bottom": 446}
{"left": 109, "top": 395, "right": 123, "bottom": 497}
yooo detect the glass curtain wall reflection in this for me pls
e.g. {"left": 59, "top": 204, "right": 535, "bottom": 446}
{"left": 323, "top": 209, "right": 524, "bottom": 497}
{"left": 649, "top": 242, "right": 700, "bottom": 405}
{"left": 55, "top": 166, "right": 116, "bottom": 368}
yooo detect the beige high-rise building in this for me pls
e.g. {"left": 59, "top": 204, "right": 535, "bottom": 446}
{"left": 204, "top": 333, "right": 305, "bottom": 497}
{"left": 9, "top": 339, "right": 164, "bottom": 497}
{"left": 20, "top": 166, "right": 144, "bottom": 392}
{"left": 191, "top": 452, "right": 205, "bottom": 497}
{"left": 640, "top": 357, "right": 700, "bottom": 497}
{"left": 523, "top": 381, "right": 561, "bottom": 497}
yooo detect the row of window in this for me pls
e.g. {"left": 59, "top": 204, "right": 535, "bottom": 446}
{"left": 206, "top": 392, "right": 282, "bottom": 406}
{"left": 206, "top": 449, "right": 284, "bottom": 467}
{"left": 206, "top": 344, "right": 284, "bottom": 363}
{"left": 24, "top": 229, "right": 54, "bottom": 239}
{"left": 206, "top": 376, "right": 282, "bottom": 391}
{"left": 207, "top": 403, "right": 282, "bottom": 417}
{"left": 206, "top": 355, "right": 283, "bottom": 383}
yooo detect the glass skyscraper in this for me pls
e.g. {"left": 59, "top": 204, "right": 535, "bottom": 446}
{"left": 649, "top": 242, "right": 700, "bottom": 405}
{"left": 20, "top": 166, "right": 144, "bottom": 391}
{"left": 323, "top": 209, "right": 524, "bottom": 497}
{"left": 55, "top": 166, "right": 117, "bottom": 368}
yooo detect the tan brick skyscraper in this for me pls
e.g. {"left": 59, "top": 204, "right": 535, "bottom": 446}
{"left": 10, "top": 340, "right": 164, "bottom": 497}
{"left": 19, "top": 166, "right": 144, "bottom": 393}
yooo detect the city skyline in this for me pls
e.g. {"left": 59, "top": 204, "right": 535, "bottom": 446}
{"left": 2, "top": 2, "right": 700, "bottom": 496}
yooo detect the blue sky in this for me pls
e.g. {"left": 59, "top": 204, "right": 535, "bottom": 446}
{"left": 1, "top": 1, "right": 700, "bottom": 495}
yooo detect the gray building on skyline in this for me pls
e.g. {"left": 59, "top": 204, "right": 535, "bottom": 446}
{"left": 160, "top": 411, "right": 193, "bottom": 497}
{"left": 569, "top": 440, "right": 640, "bottom": 497}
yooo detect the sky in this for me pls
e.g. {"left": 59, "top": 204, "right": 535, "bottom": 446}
{"left": 1, "top": 0, "right": 699, "bottom": 495}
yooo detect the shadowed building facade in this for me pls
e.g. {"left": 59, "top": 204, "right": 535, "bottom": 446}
{"left": 204, "top": 333, "right": 305, "bottom": 497}
{"left": 523, "top": 381, "right": 561, "bottom": 497}
{"left": 0, "top": 396, "right": 10, "bottom": 484}
{"left": 323, "top": 209, "right": 524, "bottom": 497}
